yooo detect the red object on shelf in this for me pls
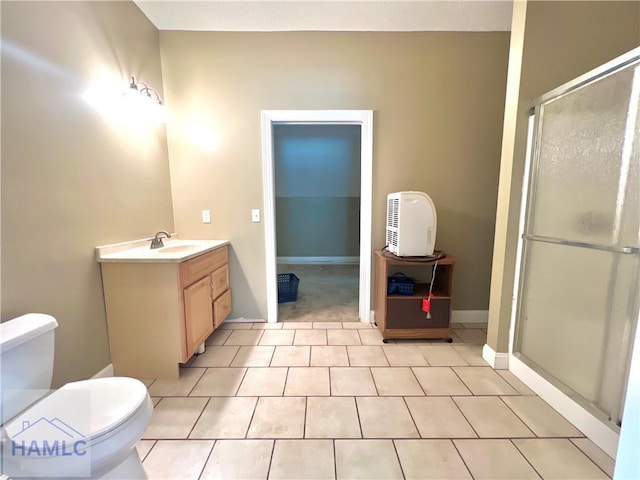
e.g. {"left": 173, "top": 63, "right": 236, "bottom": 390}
{"left": 422, "top": 296, "right": 431, "bottom": 313}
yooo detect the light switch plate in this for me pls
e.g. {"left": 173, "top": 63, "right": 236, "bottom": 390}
{"left": 251, "top": 209, "right": 261, "bottom": 223}
{"left": 202, "top": 210, "right": 211, "bottom": 224}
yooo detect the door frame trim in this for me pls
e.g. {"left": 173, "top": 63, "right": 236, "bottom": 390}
{"left": 260, "top": 110, "right": 374, "bottom": 323}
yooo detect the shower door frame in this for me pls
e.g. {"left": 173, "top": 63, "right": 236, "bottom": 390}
{"left": 508, "top": 47, "right": 640, "bottom": 459}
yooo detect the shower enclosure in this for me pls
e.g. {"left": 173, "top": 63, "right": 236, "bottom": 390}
{"left": 513, "top": 48, "right": 640, "bottom": 432}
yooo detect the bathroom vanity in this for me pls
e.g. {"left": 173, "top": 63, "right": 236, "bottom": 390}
{"left": 97, "top": 238, "right": 231, "bottom": 379}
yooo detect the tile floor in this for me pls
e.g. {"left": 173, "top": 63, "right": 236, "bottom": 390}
{"left": 137, "top": 322, "right": 614, "bottom": 479}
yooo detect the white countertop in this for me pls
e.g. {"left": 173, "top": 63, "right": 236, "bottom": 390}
{"left": 96, "top": 236, "right": 229, "bottom": 263}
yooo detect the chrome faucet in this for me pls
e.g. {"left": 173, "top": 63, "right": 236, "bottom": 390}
{"left": 150, "top": 230, "right": 171, "bottom": 249}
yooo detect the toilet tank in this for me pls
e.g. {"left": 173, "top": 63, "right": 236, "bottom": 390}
{"left": 0, "top": 314, "right": 58, "bottom": 424}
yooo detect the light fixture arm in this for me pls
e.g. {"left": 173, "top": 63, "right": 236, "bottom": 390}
{"left": 128, "top": 76, "right": 163, "bottom": 105}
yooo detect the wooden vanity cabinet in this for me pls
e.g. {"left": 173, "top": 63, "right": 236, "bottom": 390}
{"left": 100, "top": 244, "right": 231, "bottom": 379}
{"left": 180, "top": 246, "right": 231, "bottom": 358}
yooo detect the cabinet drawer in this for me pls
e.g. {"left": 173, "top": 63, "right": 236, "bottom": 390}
{"left": 214, "top": 289, "right": 232, "bottom": 327}
{"left": 211, "top": 264, "right": 229, "bottom": 300}
{"left": 181, "top": 246, "right": 228, "bottom": 287}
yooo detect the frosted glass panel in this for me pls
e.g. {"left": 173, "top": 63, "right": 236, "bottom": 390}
{"left": 517, "top": 241, "right": 639, "bottom": 417}
{"left": 516, "top": 54, "right": 640, "bottom": 427}
{"left": 530, "top": 65, "right": 640, "bottom": 247}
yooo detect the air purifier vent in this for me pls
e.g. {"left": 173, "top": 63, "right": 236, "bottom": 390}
{"left": 385, "top": 191, "right": 437, "bottom": 256}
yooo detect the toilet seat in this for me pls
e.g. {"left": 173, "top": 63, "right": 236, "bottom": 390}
{"left": 4, "top": 377, "right": 149, "bottom": 447}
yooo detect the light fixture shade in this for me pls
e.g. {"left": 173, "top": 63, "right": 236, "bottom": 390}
{"left": 124, "top": 76, "right": 166, "bottom": 123}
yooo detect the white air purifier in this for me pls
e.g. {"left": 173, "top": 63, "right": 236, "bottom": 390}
{"left": 386, "top": 191, "right": 437, "bottom": 256}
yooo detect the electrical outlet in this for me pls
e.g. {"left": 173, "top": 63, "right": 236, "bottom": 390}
{"left": 202, "top": 210, "right": 211, "bottom": 224}
{"left": 251, "top": 209, "right": 261, "bottom": 223}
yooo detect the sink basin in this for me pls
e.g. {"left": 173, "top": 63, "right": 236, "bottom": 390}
{"left": 157, "top": 244, "right": 199, "bottom": 254}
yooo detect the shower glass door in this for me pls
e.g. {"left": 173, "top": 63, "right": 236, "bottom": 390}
{"left": 514, "top": 51, "right": 640, "bottom": 428}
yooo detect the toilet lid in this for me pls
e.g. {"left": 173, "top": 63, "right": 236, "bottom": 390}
{"left": 5, "top": 377, "right": 148, "bottom": 445}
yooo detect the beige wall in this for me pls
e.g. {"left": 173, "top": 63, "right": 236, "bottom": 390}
{"left": 487, "top": 0, "right": 640, "bottom": 352}
{"left": 160, "top": 31, "right": 510, "bottom": 318}
{"left": 1, "top": 1, "right": 174, "bottom": 386}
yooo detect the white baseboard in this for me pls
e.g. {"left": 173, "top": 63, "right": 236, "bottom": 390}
{"left": 277, "top": 256, "right": 359, "bottom": 265}
{"left": 452, "top": 310, "right": 488, "bottom": 324}
{"left": 482, "top": 344, "right": 509, "bottom": 369}
{"left": 91, "top": 363, "right": 114, "bottom": 379}
{"left": 224, "top": 317, "right": 266, "bottom": 323}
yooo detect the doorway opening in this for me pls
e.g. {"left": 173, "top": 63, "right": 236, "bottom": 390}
{"left": 261, "top": 110, "right": 373, "bottom": 323}
{"left": 274, "top": 124, "right": 360, "bottom": 322}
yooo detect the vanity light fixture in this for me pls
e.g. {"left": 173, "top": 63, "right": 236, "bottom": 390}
{"left": 125, "top": 76, "right": 166, "bottom": 122}
{"left": 127, "top": 76, "right": 163, "bottom": 105}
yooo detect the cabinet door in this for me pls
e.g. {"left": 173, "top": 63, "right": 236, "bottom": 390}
{"left": 184, "top": 275, "right": 214, "bottom": 358}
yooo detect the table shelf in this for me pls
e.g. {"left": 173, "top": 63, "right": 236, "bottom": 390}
{"left": 374, "top": 250, "right": 455, "bottom": 342}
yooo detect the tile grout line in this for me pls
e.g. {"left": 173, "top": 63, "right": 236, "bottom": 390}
{"left": 496, "top": 370, "right": 533, "bottom": 394}
{"left": 353, "top": 396, "right": 364, "bottom": 439}
{"left": 379, "top": 342, "right": 393, "bottom": 366}
{"left": 243, "top": 396, "right": 260, "bottom": 439}
{"left": 234, "top": 367, "right": 250, "bottom": 396}
{"left": 369, "top": 367, "right": 380, "bottom": 396}
{"left": 186, "top": 367, "right": 208, "bottom": 396}
{"left": 227, "top": 344, "right": 243, "bottom": 367}
{"left": 450, "top": 365, "right": 476, "bottom": 396}
{"left": 496, "top": 395, "right": 537, "bottom": 437}
{"left": 509, "top": 438, "right": 545, "bottom": 479}
{"left": 401, "top": 396, "right": 423, "bottom": 439}
{"left": 303, "top": 396, "right": 308, "bottom": 439}
{"left": 568, "top": 438, "right": 614, "bottom": 479}
{"left": 449, "top": 438, "right": 476, "bottom": 479}
{"left": 421, "top": 347, "right": 432, "bottom": 366}
{"left": 283, "top": 367, "right": 291, "bottom": 396}
{"left": 195, "top": 439, "right": 216, "bottom": 480}
{"left": 186, "top": 396, "right": 213, "bottom": 439}
{"left": 332, "top": 438, "right": 338, "bottom": 479}
{"left": 267, "top": 344, "right": 277, "bottom": 367}
{"left": 390, "top": 439, "right": 408, "bottom": 479}
{"left": 408, "top": 366, "right": 427, "bottom": 396}
{"left": 450, "top": 395, "right": 481, "bottom": 439}
{"left": 266, "top": 438, "right": 277, "bottom": 479}
{"left": 269, "top": 346, "right": 277, "bottom": 367}
{"left": 138, "top": 439, "right": 157, "bottom": 463}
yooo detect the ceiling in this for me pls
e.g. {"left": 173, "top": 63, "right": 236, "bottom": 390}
{"left": 134, "top": 1, "right": 513, "bottom": 32}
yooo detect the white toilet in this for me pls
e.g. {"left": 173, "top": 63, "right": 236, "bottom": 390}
{"left": 1, "top": 314, "right": 153, "bottom": 479}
